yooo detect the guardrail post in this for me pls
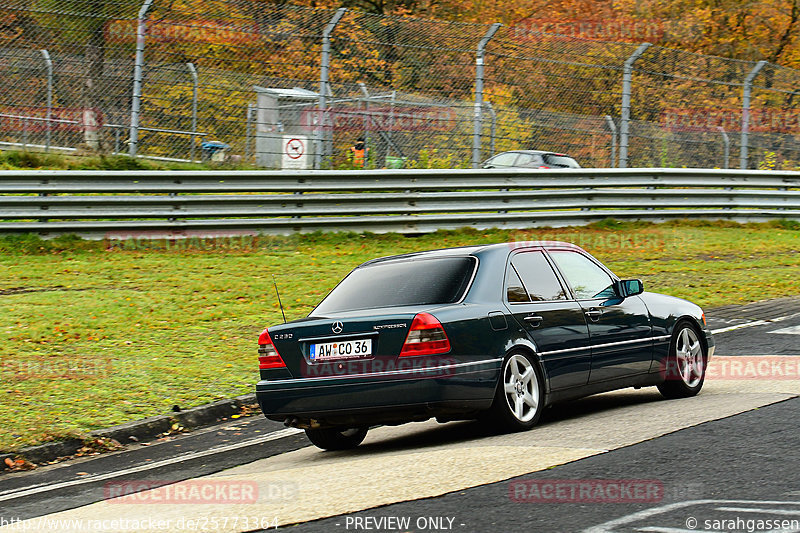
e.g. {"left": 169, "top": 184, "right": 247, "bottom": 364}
{"left": 129, "top": 0, "right": 155, "bottom": 158}
{"left": 40, "top": 50, "right": 53, "bottom": 153}
{"left": 186, "top": 62, "right": 198, "bottom": 162}
{"left": 605, "top": 115, "right": 617, "bottom": 168}
{"left": 740, "top": 60, "right": 767, "bottom": 170}
{"left": 316, "top": 8, "right": 347, "bottom": 170}
{"left": 472, "top": 23, "right": 501, "bottom": 169}
{"left": 619, "top": 43, "right": 651, "bottom": 169}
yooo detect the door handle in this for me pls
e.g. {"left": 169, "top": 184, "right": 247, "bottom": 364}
{"left": 585, "top": 308, "right": 602, "bottom": 321}
{"left": 524, "top": 314, "right": 544, "bottom": 327}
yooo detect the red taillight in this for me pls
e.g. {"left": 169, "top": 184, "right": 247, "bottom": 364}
{"left": 399, "top": 313, "right": 450, "bottom": 357}
{"left": 258, "top": 329, "right": 286, "bottom": 369}
{"left": 538, "top": 165, "right": 550, "bottom": 169}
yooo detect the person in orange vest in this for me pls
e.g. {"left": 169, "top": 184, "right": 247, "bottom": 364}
{"left": 351, "top": 136, "right": 366, "bottom": 168}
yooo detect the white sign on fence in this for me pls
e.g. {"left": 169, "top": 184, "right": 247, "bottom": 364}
{"left": 281, "top": 136, "right": 309, "bottom": 170}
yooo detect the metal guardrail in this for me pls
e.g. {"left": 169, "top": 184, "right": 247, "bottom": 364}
{"left": 1, "top": 168, "right": 799, "bottom": 238}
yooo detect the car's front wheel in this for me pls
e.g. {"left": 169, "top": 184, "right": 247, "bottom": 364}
{"left": 657, "top": 321, "right": 707, "bottom": 399}
{"left": 305, "top": 426, "right": 369, "bottom": 451}
{"left": 486, "top": 351, "right": 545, "bottom": 431}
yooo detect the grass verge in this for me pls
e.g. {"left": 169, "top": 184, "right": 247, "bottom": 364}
{"left": 1, "top": 219, "right": 798, "bottom": 451}
{"left": 0, "top": 149, "right": 252, "bottom": 171}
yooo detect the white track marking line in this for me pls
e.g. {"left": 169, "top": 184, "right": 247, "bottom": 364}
{"left": 584, "top": 500, "right": 800, "bottom": 533}
{"left": 0, "top": 427, "right": 302, "bottom": 503}
{"left": 770, "top": 325, "right": 800, "bottom": 335}
{"left": 710, "top": 311, "right": 800, "bottom": 335}
{"left": 713, "top": 505, "right": 800, "bottom": 516}
{"left": 711, "top": 320, "right": 768, "bottom": 334}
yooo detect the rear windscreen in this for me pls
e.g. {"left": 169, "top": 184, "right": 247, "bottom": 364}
{"left": 310, "top": 257, "right": 476, "bottom": 315}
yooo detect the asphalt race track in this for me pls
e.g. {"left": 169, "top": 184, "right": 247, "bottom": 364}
{"left": 1, "top": 298, "right": 799, "bottom": 533}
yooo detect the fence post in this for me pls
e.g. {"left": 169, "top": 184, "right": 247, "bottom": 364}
{"left": 472, "top": 23, "right": 501, "bottom": 169}
{"left": 245, "top": 103, "right": 255, "bottom": 161}
{"left": 605, "top": 115, "right": 617, "bottom": 168}
{"left": 619, "top": 43, "right": 651, "bottom": 169}
{"left": 718, "top": 126, "right": 730, "bottom": 169}
{"left": 40, "top": 50, "right": 53, "bottom": 153}
{"left": 483, "top": 102, "right": 497, "bottom": 158}
{"left": 129, "top": 0, "right": 155, "bottom": 158}
{"left": 316, "top": 7, "right": 347, "bottom": 170}
{"left": 358, "top": 83, "right": 371, "bottom": 168}
{"left": 389, "top": 89, "right": 396, "bottom": 159}
{"left": 740, "top": 60, "right": 767, "bottom": 170}
{"left": 186, "top": 62, "right": 198, "bottom": 162}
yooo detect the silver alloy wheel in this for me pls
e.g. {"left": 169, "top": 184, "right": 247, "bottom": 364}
{"left": 676, "top": 326, "right": 704, "bottom": 387}
{"left": 502, "top": 354, "right": 540, "bottom": 422}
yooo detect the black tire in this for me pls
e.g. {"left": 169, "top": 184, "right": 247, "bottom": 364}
{"left": 305, "top": 426, "right": 369, "bottom": 451}
{"left": 485, "top": 351, "right": 545, "bottom": 431}
{"left": 657, "top": 320, "right": 707, "bottom": 399}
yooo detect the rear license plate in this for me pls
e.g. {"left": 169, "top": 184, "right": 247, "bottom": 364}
{"left": 309, "top": 339, "right": 373, "bottom": 362}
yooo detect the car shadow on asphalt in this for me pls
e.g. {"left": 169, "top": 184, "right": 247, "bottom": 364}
{"left": 339, "top": 388, "right": 666, "bottom": 455}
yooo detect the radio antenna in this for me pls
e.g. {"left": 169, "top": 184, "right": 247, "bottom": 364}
{"left": 273, "top": 275, "right": 287, "bottom": 324}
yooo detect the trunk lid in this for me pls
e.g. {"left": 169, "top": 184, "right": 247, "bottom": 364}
{"left": 266, "top": 306, "right": 441, "bottom": 379}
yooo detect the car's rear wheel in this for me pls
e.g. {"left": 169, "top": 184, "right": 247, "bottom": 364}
{"left": 486, "top": 351, "right": 544, "bottom": 431}
{"left": 657, "top": 321, "right": 707, "bottom": 399}
{"left": 305, "top": 426, "right": 369, "bottom": 451}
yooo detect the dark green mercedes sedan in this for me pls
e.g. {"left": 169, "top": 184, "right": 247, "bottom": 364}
{"left": 256, "top": 242, "right": 714, "bottom": 450}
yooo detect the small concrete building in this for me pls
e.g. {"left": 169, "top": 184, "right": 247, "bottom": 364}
{"left": 253, "top": 86, "right": 319, "bottom": 169}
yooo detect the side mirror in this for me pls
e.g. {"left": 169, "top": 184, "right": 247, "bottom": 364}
{"left": 615, "top": 279, "right": 644, "bottom": 298}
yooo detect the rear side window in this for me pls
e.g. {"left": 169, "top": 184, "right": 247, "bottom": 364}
{"left": 508, "top": 251, "right": 567, "bottom": 302}
{"left": 542, "top": 154, "right": 580, "bottom": 168}
{"left": 310, "top": 257, "right": 476, "bottom": 315}
{"left": 505, "top": 265, "right": 529, "bottom": 302}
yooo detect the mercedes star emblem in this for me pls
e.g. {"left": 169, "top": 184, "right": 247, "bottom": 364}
{"left": 331, "top": 321, "right": 343, "bottom": 334}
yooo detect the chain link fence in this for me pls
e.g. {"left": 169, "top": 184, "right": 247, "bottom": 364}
{"left": 1, "top": 0, "right": 799, "bottom": 169}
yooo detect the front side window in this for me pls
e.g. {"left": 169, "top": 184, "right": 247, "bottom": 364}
{"left": 515, "top": 153, "right": 544, "bottom": 168}
{"left": 310, "top": 257, "right": 476, "bottom": 315}
{"left": 548, "top": 251, "right": 615, "bottom": 300}
{"left": 508, "top": 251, "right": 567, "bottom": 302}
{"left": 484, "top": 152, "right": 518, "bottom": 167}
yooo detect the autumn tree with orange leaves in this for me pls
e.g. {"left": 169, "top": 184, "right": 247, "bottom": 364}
{"left": 287, "top": 0, "right": 800, "bottom": 69}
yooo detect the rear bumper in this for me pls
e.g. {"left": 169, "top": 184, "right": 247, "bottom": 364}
{"left": 256, "top": 358, "right": 501, "bottom": 422}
